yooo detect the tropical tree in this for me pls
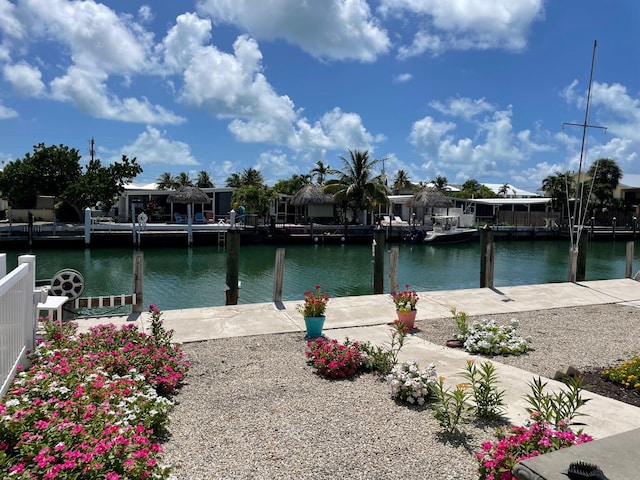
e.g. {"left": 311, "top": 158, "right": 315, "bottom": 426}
{"left": 392, "top": 170, "right": 412, "bottom": 193}
{"left": 587, "top": 158, "right": 622, "bottom": 207}
{"left": 225, "top": 173, "right": 242, "bottom": 188}
{"left": 432, "top": 175, "right": 448, "bottom": 191}
{"left": 497, "top": 183, "right": 514, "bottom": 197}
{"left": 231, "top": 185, "right": 277, "bottom": 221}
{"left": 454, "top": 179, "right": 495, "bottom": 199}
{"left": 174, "top": 172, "right": 192, "bottom": 187}
{"left": 0, "top": 143, "right": 141, "bottom": 220}
{"left": 196, "top": 170, "right": 215, "bottom": 188}
{"left": 324, "top": 149, "right": 390, "bottom": 224}
{"left": 310, "top": 160, "right": 331, "bottom": 184}
{"left": 273, "top": 174, "right": 312, "bottom": 195}
{"left": 541, "top": 172, "right": 574, "bottom": 216}
{"left": 156, "top": 172, "right": 178, "bottom": 190}
{"left": 240, "top": 167, "right": 265, "bottom": 187}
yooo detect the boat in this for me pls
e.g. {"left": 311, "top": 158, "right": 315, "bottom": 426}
{"left": 423, "top": 215, "right": 477, "bottom": 244}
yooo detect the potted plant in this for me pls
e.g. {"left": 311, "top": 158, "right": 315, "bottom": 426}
{"left": 298, "top": 285, "right": 329, "bottom": 337}
{"left": 391, "top": 284, "right": 419, "bottom": 329}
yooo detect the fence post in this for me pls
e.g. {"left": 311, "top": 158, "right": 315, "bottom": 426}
{"left": 388, "top": 246, "right": 399, "bottom": 293}
{"left": 226, "top": 228, "right": 241, "bottom": 305}
{"left": 273, "top": 248, "right": 285, "bottom": 303}
{"left": 626, "top": 241, "right": 634, "bottom": 278}
{"left": 132, "top": 251, "right": 144, "bottom": 313}
{"left": 18, "top": 254, "right": 36, "bottom": 354}
{"left": 373, "top": 227, "right": 385, "bottom": 294}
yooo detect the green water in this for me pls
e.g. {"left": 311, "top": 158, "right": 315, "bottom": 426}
{"left": 3, "top": 240, "right": 637, "bottom": 312}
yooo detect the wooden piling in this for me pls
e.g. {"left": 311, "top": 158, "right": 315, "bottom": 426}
{"left": 388, "top": 246, "right": 399, "bottom": 293}
{"left": 132, "top": 251, "right": 144, "bottom": 313}
{"left": 626, "top": 241, "right": 634, "bottom": 278}
{"left": 480, "top": 225, "right": 494, "bottom": 288}
{"left": 273, "top": 248, "right": 285, "bottom": 302}
{"left": 373, "top": 227, "right": 385, "bottom": 294}
{"left": 226, "top": 228, "right": 240, "bottom": 305}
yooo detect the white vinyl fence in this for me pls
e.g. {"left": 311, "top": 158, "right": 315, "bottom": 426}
{"left": 0, "top": 254, "right": 37, "bottom": 398}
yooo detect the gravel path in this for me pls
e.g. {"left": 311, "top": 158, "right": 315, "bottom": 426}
{"left": 161, "top": 304, "right": 640, "bottom": 480}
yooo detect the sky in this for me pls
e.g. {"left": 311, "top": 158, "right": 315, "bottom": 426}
{"left": 0, "top": 0, "right": 639, "bottom": 193}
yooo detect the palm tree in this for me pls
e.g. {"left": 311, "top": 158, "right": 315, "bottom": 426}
{"left": 432, "top": 175, "right": 448, "bottom": 191}
{"left": 196, "top": 170, "right": 214, "bottom": 188}
{"left": 156, "top": 172, "right": 177, "bottom": 190}
{"left": 225, "top": 173, "right": 242, "bottom": 188}
{"left": 587, "top": 158, "right": 622, "bottom": 207}
{"left": 175, "top": 172, "right": 192, "bottom": 187}
{"left": 240, "top": 167, "right": 264, "bottom": 187}
{"left": 310, "top": 160, "right": 330, "bottom": 184}
{"left": 542, "top": 171, "right": 574, "bottom": 219}
{"left": 392, "top": 170, "right": 411, "bottom": 193}
{"left": 324, "top": 149, "right": 390, "bottom": 225}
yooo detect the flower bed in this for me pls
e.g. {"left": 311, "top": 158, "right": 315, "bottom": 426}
{"left": 0, "top": 314, "right": 189, "bottom": 479}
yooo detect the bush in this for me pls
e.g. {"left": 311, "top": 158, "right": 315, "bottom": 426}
{"left": 0, "top": 315, "right": 189, "bottom": 479}
{"left": 602, "top": 355, "right": 640, "bottom": 391}
{"left": 305, "top": 338, "right": 362, "bottom": 379}
{"left": 386, "top": 361, "right": 437, "bottom": 406}
{"left": 457, "top": 318, "right": 531, "bottom": 356}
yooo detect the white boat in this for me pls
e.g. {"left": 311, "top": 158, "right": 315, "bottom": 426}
{"left": 423, "top": 215, "right": 477, "bottom": 244}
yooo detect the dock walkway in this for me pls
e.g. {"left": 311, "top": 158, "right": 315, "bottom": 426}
{"left": 77, "top": 278, "right": 640, "bottom": 441}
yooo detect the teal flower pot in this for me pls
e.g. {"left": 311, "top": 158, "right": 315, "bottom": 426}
{"left": 304, "top": 316, "right": 325, "bottom": 337}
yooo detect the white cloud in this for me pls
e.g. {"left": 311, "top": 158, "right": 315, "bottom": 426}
{"left": 409, "top": 106, "right": 551, "bottom": 180}
{"left": 23, "top": 0, "right": 153, "bottom": 74}
{"left": 0, "top": 102, "right": 18, "bottom": 119}
{"left": 393, "top": 73, "right": 412, "bottom": 83}
{"left": 50, "top": 66, "right": 185, "bottom": 124}
{"left": 0, "top": 0, "right": 25, "bottom": 40}
{"left": 3, "top": 61, "right": 45, "bottom": 97}
{"left": 430, "top": 96, "right": 495, "bottom": 121}
{"left": 381, "top": 0, "right": 545, "bottom": 57}
{"left": 197, "top": 0, "right": 391, "bottom": 62}
{"left": 162, "top": 13, "right": 213, "bottom": 74}
{"left": 117, "top": 126, "right": 199, "bottom": 167}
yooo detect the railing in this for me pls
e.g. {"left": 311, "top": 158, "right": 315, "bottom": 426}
{"left": 0, "top": 254, "right": 37, "bottom": 397}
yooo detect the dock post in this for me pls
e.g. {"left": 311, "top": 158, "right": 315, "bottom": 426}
{"left": 626, "top": 241, "right": 634, "bottom": 278}
{"left": 388, "top": 246, "right": 399, "bottom": 293}
{"left": 577, "top": 234, "right": 588, "bottom": 282}
{"left": 479, "top": 225, "right": 494, "bottom": 288}
{"left": 373, "top": 227, "right": 385, "bottom": 294}
{"left": 612, "top": 217, "right": 616, "bottom": 239}
{"left": 132, "top": 251, "right": 144, "bottom": 313}
{"left": 225, "top": 228, "right": 241, "bottom": 305}
{"left": 273, "top": 248, "right": 285, "bottom": 303}
{"left": 84, "top": 207, "right": 91, "bottom": 246}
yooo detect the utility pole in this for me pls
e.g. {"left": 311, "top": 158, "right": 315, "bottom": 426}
{"left": 89, "top": 137, "right": 95, "bottom": 162}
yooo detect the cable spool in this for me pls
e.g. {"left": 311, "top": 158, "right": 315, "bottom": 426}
{"left": 50, "top": 269, "right": 85, "bottom": 299}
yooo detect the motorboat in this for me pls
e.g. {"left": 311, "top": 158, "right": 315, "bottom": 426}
{"left": 423, "top": 215, "right": 477, "bottom": 244}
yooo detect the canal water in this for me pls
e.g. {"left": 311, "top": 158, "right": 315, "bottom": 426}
{"left": 2, "top": 240, "right": 637, "bottom": 312}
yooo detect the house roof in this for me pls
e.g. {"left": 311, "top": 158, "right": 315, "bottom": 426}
{"left": 481, "top": 183, "right": 540, "bottom": 197}
{"left": 471, "top": 197, "right": 551, "bottom": 206}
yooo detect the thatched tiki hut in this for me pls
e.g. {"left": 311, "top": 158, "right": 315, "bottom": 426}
{"left": 290, "top": 184, "right": 335, "bottom": 223}
{"left": 411, "top": 187, "right": 454, "bottom": 223}
{"left": 167, "top": 185, "right": 211, "bottom": 220}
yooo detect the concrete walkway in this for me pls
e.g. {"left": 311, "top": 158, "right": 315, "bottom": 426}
{"left": 77, "top": 278, "right": 640, "bottom": 441}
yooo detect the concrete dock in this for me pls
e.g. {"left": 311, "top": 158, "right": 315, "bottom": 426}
{"left": 77, "top": 278, "right": 640, "bottom": 441}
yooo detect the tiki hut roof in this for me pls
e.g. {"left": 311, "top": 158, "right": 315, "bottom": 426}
{"left": 166, "top": 185, "right": 210, "bottom": 204}
{"left": 290, "top": 184, "right": 334, "bottom": 206}
{"left": 411, "top": 187, "right": 455, "bottom": 208}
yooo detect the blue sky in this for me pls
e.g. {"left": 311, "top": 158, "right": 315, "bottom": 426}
{"left": 0, "top": 0, "right": 638, "bottom": 192}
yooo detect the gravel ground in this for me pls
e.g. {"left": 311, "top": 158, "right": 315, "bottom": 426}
{"left": 161, "top": 304, "right": 640, "bottom": 480}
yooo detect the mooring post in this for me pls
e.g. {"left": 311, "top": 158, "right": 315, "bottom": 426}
{"left": 273, "top": 248, "right": 285, "bottom": 303}
{"left": 84, "top": 207, "right": 91, "bottom": 246}
{"left": 388, "top": 246, "right": 399, "bottom": 293}
{"left": 28, "top": 211, "right": 33, "bottom": 248}
{"left": 373, "top": 227, "right": 385, "bottom": 294}
{"left": 626, "top": 241, "right": 634, "bottom": 278}
{"left": 479, "top": 225, "right": 494, "bottom": 288}
{"left": 612, "top": 217, "right": 616, "bottom": 240}
{"left": 576, "top": 234, "right": 588, "bottom": 282}
{"left": 225, "top": 228, "right": 241, "bottom": 305}
{"left": 132, "top": 251, "right": 144, "bottom": 313}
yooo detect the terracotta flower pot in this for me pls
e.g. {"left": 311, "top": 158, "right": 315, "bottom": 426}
{"left": 396, "top": 310, "right": 417, "bottom": 329}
